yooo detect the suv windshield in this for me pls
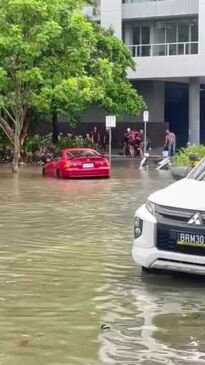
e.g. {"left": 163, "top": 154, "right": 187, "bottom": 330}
{"left": 187, "top": 158, "right": 205, "bottom": 181}
{"left": 66, "top": 149, "right": 101, "bottom": 158}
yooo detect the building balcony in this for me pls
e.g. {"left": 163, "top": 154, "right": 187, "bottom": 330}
{"left": 122, "top": 0, "right": 198, "bottom": 20}
{"left": 127, "top": 51, "right": 205, "bottom": 80}
{"left": 128, "top": 41, "right": 198, "bottom": 57}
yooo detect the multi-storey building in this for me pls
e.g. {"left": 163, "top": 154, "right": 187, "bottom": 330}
{"left": 85, "top": 0, "right": 205, "bottom": 147}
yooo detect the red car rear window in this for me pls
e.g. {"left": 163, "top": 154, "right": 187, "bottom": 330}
{"left": 66, "top": 150, "right": 101, "bottom": 158}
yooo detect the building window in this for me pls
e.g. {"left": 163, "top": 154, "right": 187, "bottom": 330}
{"left": 190, "top": 19, "right": 198, "bottom": 54}
{"left": 166, "top": 22, "right": 177, "bottom": 55}
{"left": 154, "top": 21, "right": 166, "bottom": 56}
{"left": 125, "top": 18, "right": 198, "bottom": 57}
{"left": 132, "top": 25, "right": 151, "bottom": 56}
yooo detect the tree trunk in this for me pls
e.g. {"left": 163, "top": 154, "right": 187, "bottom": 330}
{"left": 12, "top": 125, "right": 20, "bottom": 174}
{"left": 52, "top": 110, "right": 58, "bottom": 144}
{"left": 20, "top": 119, "right": 29, "bottom": 146}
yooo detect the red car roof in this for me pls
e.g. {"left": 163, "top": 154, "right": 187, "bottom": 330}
{"left": 62, "top": 148, "right": 93, "bottom": 152}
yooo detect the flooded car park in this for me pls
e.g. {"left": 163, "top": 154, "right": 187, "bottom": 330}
{"left": 0, "top": 161, "right": 205, "bottom": 365}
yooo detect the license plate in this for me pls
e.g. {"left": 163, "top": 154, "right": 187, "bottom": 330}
{"left": 83, "top": 163, "right": 94, "bottom": 168}
{"left": 177, "top": 232, "right": 205, "bottom": 247}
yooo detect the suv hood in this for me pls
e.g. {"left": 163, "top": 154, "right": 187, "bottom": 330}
{"left": 150, "top": 178, "right": 205, "bottom": 211}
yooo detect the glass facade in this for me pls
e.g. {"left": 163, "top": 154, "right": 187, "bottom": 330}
{"left": 132, "top": 25, "right": 150, "bottom": 56}
{"left": 124, "top": 18, "right": 198, "bottom": 57}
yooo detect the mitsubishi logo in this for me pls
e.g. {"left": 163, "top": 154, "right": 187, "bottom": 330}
{"left": 188, "top": 212, "right": 203, "bottom": 225}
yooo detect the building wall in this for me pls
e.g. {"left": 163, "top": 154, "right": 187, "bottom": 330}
{"left": 122, "top": 0, "right": 198, "bottom": 20}
{"left": 73, "top": 80, "right": 164, "bottom": 125}
{"left": 127, "top": 54, "right": 205, "bottom": 80}
{"left": 131, "top": 80, "right": 165, "bottom": 123}
{"left": 100, "top": 0, "right": 122, "bottom": 38}
{"left": 38, "top": 119, "right": 167, "bottom": 149}
{"left": 84, "top": 0, "right": 205, "bottom": 146}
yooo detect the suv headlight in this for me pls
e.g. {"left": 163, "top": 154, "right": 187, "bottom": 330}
{"left": 145, "top": 200, "right": 156, "bottom": 216}
{"left": 134, "top": 217, "right": 143, "bottom": 239}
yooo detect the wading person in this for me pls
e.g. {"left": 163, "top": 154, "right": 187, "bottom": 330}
{"left": 91, "top": 126, "right": 100, "bottom": 150}
{"left": 127, "top": 129, "right": 136, "bottom": 158}
{"left": 164, "top": 129, "right": 176, "bottom": 157}
{"left": 123, "top": 128, "right": 131, "bottom": 156}
{"left": 101, "top": 129, "right": 109, "bottom": 152}
{"left": 85, "top": 132, "right": 93, "bottom": 147}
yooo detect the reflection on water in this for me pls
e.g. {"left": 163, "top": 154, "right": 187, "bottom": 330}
{"left": 0, "top": 161, "right": 205, "bottom": 365}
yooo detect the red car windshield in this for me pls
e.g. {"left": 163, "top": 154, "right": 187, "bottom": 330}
{"left": 66, "top": 150, "right": 101, "bottom": 158}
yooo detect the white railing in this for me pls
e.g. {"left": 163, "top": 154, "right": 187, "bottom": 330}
{"left": 128, "top": 41, "right": 198, "bottom": 57}
{"left": 122, "top": 0, "right": 165, "bottom": 4}
{"left": 123, "top": 0, "right": 166, "bottom": 3}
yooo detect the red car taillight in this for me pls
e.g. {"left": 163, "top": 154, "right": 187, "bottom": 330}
{"left": 102, "top": 159, "right": 109, "bottom": 167}
{"left": 64, "top": 161, "right": 72, "bottom": 168}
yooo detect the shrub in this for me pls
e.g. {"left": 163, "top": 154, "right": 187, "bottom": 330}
{"left": 23, "top": 134, "right": 45, "bottom": 153}
{"left": 0, "top": 133, "right": 95, "bottom": 164}
{"left": 23, "top": 133, "right": 93, "bottom": 152}
{"left": 173, "top": 145, "right": 205, "bottom": 166}
{"left": 57, "top": 134, "right": 93, "bottom": 149}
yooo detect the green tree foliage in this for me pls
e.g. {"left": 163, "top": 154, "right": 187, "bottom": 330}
{"left": 0, "top": 0, "right": 144, "bottom": 172}
{"left": 92, "top": 26, "right": 144, "bottom": 115}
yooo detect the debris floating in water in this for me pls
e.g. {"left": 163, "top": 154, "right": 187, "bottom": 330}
{"left": 19, "top": 334, "right": 31, "bottom": 346}
{"left": 90, "top": 311, "right": 97, "bottom": 318}
{"left": 101, "top": 324, "right": 110, "bottom": 331}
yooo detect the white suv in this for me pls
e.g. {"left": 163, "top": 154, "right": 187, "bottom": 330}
{"left": 132, "top": 158, "right": 205, "bottom": 275}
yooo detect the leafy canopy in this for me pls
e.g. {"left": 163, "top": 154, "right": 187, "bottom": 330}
{"left": 0, "top": 0, "right": 144, "bottom": 135}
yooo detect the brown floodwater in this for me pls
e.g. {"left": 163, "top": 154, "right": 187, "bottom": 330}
{"left": 0, "top": 161, "right": 205, "bottom": 365}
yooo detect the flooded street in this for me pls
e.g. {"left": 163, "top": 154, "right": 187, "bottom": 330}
{"left": 0, "top": 161, "right": 205, "bottom": 365}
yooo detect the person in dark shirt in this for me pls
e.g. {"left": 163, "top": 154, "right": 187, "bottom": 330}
{"left": 91, "top": 126, "right": 100, "bottom": 150}
{"left": 123, "top": 128, "right": 131, "bottom": 156}
{"left": 101, "top": 129, "right": 109, "bottom": 152}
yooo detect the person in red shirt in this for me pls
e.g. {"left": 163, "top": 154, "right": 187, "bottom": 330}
{"left": 127, "top": 129, "right": 136, "bottom": 157}
{"left": 133, "top": 130, "right": 142, "bottom": 157}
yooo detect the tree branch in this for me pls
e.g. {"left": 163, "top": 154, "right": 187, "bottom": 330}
{"left": 0, "top": 118, "right": 15, "bottom": 145}
{"left": 3, "top": 107, "right": 16, "bottom": 126}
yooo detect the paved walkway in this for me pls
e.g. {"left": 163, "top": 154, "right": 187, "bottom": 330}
{"left": 106, "top": 147, "right": 163, "bottom": 161}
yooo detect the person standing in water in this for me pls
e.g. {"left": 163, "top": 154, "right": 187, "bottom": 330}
{"left": 164, "top": 129, "right": 176, "bottom": 157}
{"left": 91, "top": 126, "right": 100, "bottom": 150}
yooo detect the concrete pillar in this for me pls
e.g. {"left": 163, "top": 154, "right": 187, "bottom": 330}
{"left": 189, "top": 77, "right": 200, "bottom": 145}
{"left": 101, "top": 0, "right": 122, "bottom": 39}
{"left": 151, "top": 81, "right": 165, "bottom": 123}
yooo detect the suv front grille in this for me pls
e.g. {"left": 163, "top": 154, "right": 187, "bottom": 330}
{"left": 155, "top": 205, "right": 205, "bottom": 225}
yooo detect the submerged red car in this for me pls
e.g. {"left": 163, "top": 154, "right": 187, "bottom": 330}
{"left": 43, "top": 148, "right": 110, "bottom": 179}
